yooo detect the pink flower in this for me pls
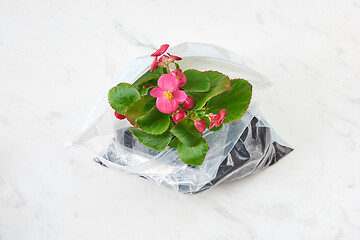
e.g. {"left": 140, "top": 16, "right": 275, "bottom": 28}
{"left": 194, "top": 119, "right": 207, "bottom": 132}
{"left": 151, "top": 44, "right": 169, "bottom": 57}
{"left": 182, "top": 96, "right": 194, "bottom": 110}
{"left": 209, "top": 109, "right": 226, "bottom": 129}
{"left": 157, "top": 55, "right": 171, "bottom": 67}
{"left": 171, "top": 69, "right": 186, "bottom": 87}
{"left": 172, "top": 110, "right": 187, "bottom": 124}
{"left": 150, "top": 44, "right": 182, "bottom": 72}
{"left": 150, "top": 74, "right": 187, "bottom": 114}
{"left": 208, "top": 113, "right": 217, "bottom": 121}
{"left": 114, "top": 111, "right": 126, "bottom": 120}
{"left": 158, "top": 54, "right": 182, "bottom": 67}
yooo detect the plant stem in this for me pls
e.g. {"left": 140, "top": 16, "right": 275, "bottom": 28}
{"left": 166, "top": 64, "right": 170, "bottom": 74}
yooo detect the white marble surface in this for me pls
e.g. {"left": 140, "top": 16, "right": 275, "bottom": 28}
{"left": 1, "top": 0, "right": 360, "bottom": 239}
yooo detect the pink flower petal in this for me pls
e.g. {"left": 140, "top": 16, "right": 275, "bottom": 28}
{"left": 214, "top": 119, "right": 221, "bottom": 127}
{"left": 156, "top": 97, "right": 179, "bottom": 114}
{"left": 209, "top": 120, "right": 215, "bottom": 130}
{"left": 151, "top": 44, "right": 169, "bottom": 57}
{"left": 171, "top": 69, "right": 187, "bottom": 87}
{"left": 158, "top": 74, "right": 180, "bottom": 91}
{"left": 150, "top": 87, "right": 165, "bottom": 98}
{"left": 168, "top": 53, "right": 182, "bottom": 60}
{"left": 213, "top": 109, "right": 226, "bottom": 127}
{"left": 214, "top": 109, "right": 227, "bottom": 127}
{"left": 172, "top": 90, "right": 187, "bottom": 103}
{"left": 150, "top": 56, "right": 158, "bottom": 72}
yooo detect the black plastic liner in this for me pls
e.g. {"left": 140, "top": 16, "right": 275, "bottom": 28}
{"left": 95, "top": 116, "right": 293, "bottom": 194}
{"left": 192, "top": 117, "right": 293, "bottom": 194}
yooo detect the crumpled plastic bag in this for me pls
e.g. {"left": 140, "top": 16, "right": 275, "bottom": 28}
{"left": 70, "top": 42, "right": 293, "bottom": 194}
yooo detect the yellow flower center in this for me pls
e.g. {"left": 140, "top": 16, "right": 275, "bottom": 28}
{"left": 176, "top": 75, "right": 181, "bottom": 80}
{"left": 163, "top": 91, "right": 173, "bottom": 99}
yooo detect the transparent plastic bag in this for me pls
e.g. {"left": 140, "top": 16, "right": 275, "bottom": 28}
{"left": 70, "top": 42, "right": 293, "bottom": 194}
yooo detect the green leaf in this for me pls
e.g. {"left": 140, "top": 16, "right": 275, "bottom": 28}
{"left": 108, "top": 83, "right": 141, "bottom": 114}
{"left": 174, "top": 62, "right": 180, "bottom": 69}
{"left": 139, "top": 86, "right": 155, "bottom": 96}
{"left": 136, "top": 106, "right": 170, "bottom": 134}
{"left": 125, "top": 95, "right": 156, "bottom": 126}
{"left": 168, "top": 137, "right": 180, "bottom": 148}
{"left": 137, "top": 77, "right": 157, "bottom": 88}
{"left": 182, "top": 70, "right": 210, "bottom": 92}
{"left": 110, "top": 103, "right": 127, "bottom": 115}
{"left": 206, "top": 79, "right": 252, "bottom": 123}
{"left": 170, "top": 118, "right": 202, "bottom": 147}
{"left": 177, "top": 138, "right": 209, "bottom": 166}
{"left": 132, "top": 68, "right": 165, "bottom": 87}
{"left": 129, "top": 128, "right": 172, "bottom": 152}
{"left": 187, "top": 71, "right": 230, "bottom": 110}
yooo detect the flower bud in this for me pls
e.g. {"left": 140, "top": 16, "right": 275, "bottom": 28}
{"left": 194, "top": 119, "right": 207, "bottom": 132}
{"left": 114, "top": 111, "right": 126, "bottom": 120}
{"left": 172, "top": 110, "right": 187, "bottom": 124}
{"left": 182, "top": 96, "right": 194, "bottom": 110}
